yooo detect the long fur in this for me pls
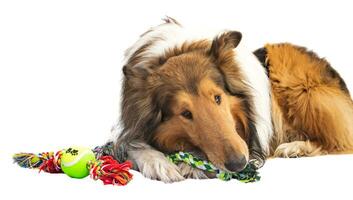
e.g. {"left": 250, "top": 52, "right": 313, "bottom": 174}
{"left": 255, "top": 43, "right": 353, "bottom": 157}
{"left": 113, "top": 18, "right": 353, "bottom": 182}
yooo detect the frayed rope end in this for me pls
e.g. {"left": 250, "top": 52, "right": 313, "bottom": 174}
{"left": 89, "top": 156, "right": 133, "bottom": 186}
{"left": 13, "top": 153, "right": 43, "bottom": 169}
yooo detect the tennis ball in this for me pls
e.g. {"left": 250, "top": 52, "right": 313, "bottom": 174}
{"left": 60, "top": 147, "right": 96, "bottom": 179}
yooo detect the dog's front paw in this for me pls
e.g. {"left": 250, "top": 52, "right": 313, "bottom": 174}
{"left": 129, "top": 148, "right": 185, "bottom": 183}
{"left": 177, "top": 163, "right": 208, "bottom": 179}
{"left": 249, "top": 158, "right": 264, "bottom": 169}
{"left": 249, "top": 151, "right": 266, "bottom": 169}
{"left": 139, "top": 156, "right": 185, "bottom": 183}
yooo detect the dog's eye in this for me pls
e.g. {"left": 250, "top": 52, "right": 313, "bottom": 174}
{"left": 215, "top": 95, "right": 222, "bottom": 105}
{"left": 181, "top": 110, "right": 193, "bottom": 120}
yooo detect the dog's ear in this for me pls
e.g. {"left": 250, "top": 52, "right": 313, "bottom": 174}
{"left": 121, "top": 63, "right": 169, "bottom": 144}
{"left": 209, "top": 31, "right": 242, "bottom": 59}
{"left": 122, "top": 65, "right": 151, "bottom": 79}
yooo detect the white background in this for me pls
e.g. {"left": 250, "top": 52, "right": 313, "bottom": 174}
{"left": 1, "top": 0, "right": 353, "bottom": 199}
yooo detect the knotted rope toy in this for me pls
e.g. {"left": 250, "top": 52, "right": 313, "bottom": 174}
{"left": 13, "top": 143, "right": 133, "bottom": 186}
{"left": 13, "top": 142, "right": 260, "bottom": 185}
{"left": 168, "top": 152, "right": 260, "bottom": 183}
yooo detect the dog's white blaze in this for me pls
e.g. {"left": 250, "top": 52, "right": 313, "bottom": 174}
{"left": 122, "top": 20, "right": 273, "bottom": 154}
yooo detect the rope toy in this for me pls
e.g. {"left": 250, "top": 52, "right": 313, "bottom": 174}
{"left": 13, "top": 142, "right": 260, "bottom": 185}
{"left": 13, "top": 143, "right": 133, "bottom": 186}
{"left": 168, "top": 152, "right": 260, "bottom": 183}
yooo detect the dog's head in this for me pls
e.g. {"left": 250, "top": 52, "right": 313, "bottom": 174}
{"left": 121, "top": 28, "right": 255, "bottom": 172}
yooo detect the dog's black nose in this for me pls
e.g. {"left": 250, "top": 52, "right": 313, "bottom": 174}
{"left": 225, "top": 154, "right": 247, "bottom": 172}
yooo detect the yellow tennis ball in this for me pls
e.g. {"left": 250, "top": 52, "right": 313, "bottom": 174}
{"left": 60, "top": 147, "right": 96, "bottom": 179}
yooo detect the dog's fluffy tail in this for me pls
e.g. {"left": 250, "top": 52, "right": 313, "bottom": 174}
{"left": 300, "top": 86, "right": 353, "bottom": 152}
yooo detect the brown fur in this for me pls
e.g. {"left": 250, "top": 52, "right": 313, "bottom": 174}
{"left": 266, "top": 43, "right": 353, "bottom": 157}
{"left": 117, "top": 19, "right": 353, "bottom": 182}
{"left": 153, "top": 78, "right": 249, "bottom": 169}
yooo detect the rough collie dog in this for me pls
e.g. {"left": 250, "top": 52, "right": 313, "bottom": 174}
{"left": 113, "top": 18, "right": 353, "bottom": 182}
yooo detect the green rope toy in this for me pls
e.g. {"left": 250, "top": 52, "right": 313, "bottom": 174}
{"left": 13, "top": 142, "right": 260, "bottom": 184}
{"left": 168, "top": 152, "right": 260, "bottom": 183}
